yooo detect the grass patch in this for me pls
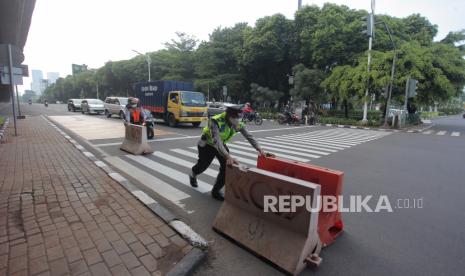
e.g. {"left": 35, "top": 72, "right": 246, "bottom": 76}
{"left": 0, "top": 116, "right": 4, "bottom": 126}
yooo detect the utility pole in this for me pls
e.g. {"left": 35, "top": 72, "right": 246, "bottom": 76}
{"left": 362, "top": 0, "right": 375, "bottom": 123}
{"left": 7, "top": 44, "right": 17, "bottom": 136}
{"left": 96, "top": 82, "right": 99, "bottom": 99}
{"left": 298, "top": 0, "right": 302, "bottom": 10}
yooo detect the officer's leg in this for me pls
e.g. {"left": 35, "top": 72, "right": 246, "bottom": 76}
{"left": 212, "top": 145, "right": 229, "bottom": 200}
{"left": 190, "top": 145, "right": 216, "bottom": 187}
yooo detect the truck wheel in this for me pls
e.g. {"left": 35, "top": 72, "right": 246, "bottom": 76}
{"left": 168, "top": 113, "right": 177, "bottom": 127}
{"left": 192, "top": 122, "right": 201, "bottom": 127}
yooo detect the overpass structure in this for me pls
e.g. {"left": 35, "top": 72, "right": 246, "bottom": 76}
{"left": 0, "top": 0, "right": 36, "bottom": 102}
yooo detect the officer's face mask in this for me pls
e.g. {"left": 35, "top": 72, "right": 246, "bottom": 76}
{"left": 131, "top": 104, "right": 137, "bottom": 108}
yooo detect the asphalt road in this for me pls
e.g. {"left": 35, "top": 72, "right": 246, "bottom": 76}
{"left": 2, "top": 102, "right": 465, "bottom": 275}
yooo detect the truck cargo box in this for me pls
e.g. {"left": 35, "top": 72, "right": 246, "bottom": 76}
{"left": 133, "top": 80, "right": 194, "bottom": 113}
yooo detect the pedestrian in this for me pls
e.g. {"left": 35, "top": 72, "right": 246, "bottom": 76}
{"left": 189, "top": 104, "right": 273, "bottom": 201}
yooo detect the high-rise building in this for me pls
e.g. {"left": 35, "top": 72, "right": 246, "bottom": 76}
{"left": 40, "top": 79, "right": 49, "bottom": 93}
{"left": 47, "top": 72, "right": 59, "bottom": 84}
{"left": 31, "top": 69, "right": 44, "bottom": 95}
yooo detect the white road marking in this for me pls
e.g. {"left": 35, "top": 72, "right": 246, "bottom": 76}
{"left": 258, "top": 138, "right": 338, "bottom": 152}
{"left": 451, "top": 132, "right": 460, "bottom": 137}
{"left": 226, "top": 144, "right": 311, "bottom": 163}
{"left": 170, "top": 149, "right": 220, "bottom": 166}
{"left": 277, "top": 130, "right": 378, "bottom": 142}
{"left": 264, "top": 136, "right": 349, "bottom": 150}
{"left": 436, "top": 131, "right": 446, "bottom": 136}
{"left": 422, "top": 130, "right": 434, "bottom": 134}
{"left": 104, "top": 156, "right": 190, "bottom": 210}
{"left": 234, "top": 141, "right": 321, "bottom": 159}
{"left": 153, "top": 151, "right": 218, "bottom": 178}
{"left": 126, "top": 155, "right": 212, "bottom": 193}
{"left": 281, "top": 130, "right": 387, "bottom": 142}
{"left": 253, "top": 140, "right": 330, "bottom": 156}
{"left": 187, "top": 146, "right": 256, "bottom": 166}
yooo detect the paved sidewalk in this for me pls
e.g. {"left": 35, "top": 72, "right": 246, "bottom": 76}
{"left": 0, "top": 117, "right": 193, "bottom": 276}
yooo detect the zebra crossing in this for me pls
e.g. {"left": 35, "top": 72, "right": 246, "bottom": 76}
{"left": 421, "top": 130, "right": 461, "bottom": 137}
{"left": 104, "top": 128, "right": 391, "bottom": 212}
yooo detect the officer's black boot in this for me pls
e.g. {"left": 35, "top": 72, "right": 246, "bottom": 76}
{"left": 211, "top": 190, "right": 224, "bottom": 201}
{"left": 189, "top": 172, "right": 198, "bottom": 188}
{"left": 211, "top": 178, "right": 225, "bottom": 201}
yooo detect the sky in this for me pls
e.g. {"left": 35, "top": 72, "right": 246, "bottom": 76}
{"left": 21, "top": 0, "right": 465, "bottom": 93}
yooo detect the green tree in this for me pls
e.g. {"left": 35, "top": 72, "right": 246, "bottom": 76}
{"left": 240, "top": 14, "right": 294, "bottom": 95}
{"left": 290, "top": 64, "right": 326, "bottom": 104}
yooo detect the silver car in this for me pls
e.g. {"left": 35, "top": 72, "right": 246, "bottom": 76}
{"left": 104, "top": 97, "right": 128, "bottom": 119}
{"left": 81, "top": 99, "right": 105, "bottom": 115}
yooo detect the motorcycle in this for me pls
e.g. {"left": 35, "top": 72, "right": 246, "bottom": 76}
{"left": 44, "top": 101, "right": 48, "bottom": 107}
{"left": 143, "top": 110, "right": 155, "bottom": 139}
{"left": 277, "top": 112, "right": 300, "bottom": 125}
{"left": 243, "top": 111, "right": 263, "bottom": 125}
{"left": 28, "top": 99, "right": 32, "bottom": 105}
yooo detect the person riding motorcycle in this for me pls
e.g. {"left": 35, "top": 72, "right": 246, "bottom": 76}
{"left": 124, "top": 97, "right": 146, "bottom": 125}
{"left": 242, "top": 102, "right": 254, "bottom": 120}
{"left": 283, "top": 104, "right": 293, "bottom": 123}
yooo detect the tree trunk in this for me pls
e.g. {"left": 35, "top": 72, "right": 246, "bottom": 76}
{"left": 343, "top": 99, "right": 348, "bottom": 118}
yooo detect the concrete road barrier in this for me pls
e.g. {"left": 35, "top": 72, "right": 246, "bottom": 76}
{"left": 120, "top": 123, "right": 154, "bottom": 155}
{"left": 213, "top": 165, "right": 321, "bottom": 275}
{"left": 257, "top": 155, "right": 344, "bottom": 247}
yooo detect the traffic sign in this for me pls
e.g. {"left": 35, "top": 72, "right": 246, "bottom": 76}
{"left": 0, "top": 66, "right": 23, "bottom": 85}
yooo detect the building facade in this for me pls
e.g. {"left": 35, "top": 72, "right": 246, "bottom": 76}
{"left": 31, "top": 69, "right": 43, "bottom": 95}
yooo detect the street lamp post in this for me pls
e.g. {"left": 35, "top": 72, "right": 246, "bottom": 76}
{"left": 132, "top": 49, "right": 151, "bottom": 81}
{"left": 362, "top": 0, "right": 376, "bottom": 123}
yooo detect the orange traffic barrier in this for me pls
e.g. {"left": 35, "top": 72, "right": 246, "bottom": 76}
{"left": 257, "top": 155, "right": 344, "bottom": 246}
{"left": 213, "top": 165, "right": 322, "bottom": 275}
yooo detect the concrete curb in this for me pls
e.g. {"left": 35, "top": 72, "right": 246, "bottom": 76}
{"left": 166, "top": 248, "right": 207, "bottom": 276}
{"left": 0, "top": 117, "right": 10, "bottom": 142}
{"left": 42, "top": 115, "right": 208, "bottom": 274}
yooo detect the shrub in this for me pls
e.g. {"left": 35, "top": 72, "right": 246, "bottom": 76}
{"left": 322, "top": 109, "right": 382, "bottom": 121}
{"left": 318, "top": 117, "right": 380, "bottom": 126}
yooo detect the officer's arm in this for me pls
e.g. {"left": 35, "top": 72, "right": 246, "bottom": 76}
{"left": 210, "top": 121, "right": 230, "bottom": 158}
{"left": 239, "top": 127, "right": 263, "bottom": 153}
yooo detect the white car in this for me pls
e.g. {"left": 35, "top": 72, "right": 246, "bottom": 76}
{"left": 81, "top": 99, "right": 105, "bottom": 115}
{"left": 104, "top": 97, "right": 128, "bottom": 119}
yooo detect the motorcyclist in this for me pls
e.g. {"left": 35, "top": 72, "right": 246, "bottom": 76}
{"left": 44, "top": 100, "right": 48, "bottom": 107}
{"left": 283, "top": 104, "right": 292, "bottom": 123}
{"left": 242, "top": 102, "right": 254, "bottom": 120}
{"left": 124, "top": 97, "right": 146, "bottom": 125}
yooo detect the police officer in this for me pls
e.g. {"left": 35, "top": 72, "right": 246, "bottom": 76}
{"left": 125, "top": 97, "right": 146, "bottom": 125}
{"left": 189, "top": 104, "right": 272, "bottom": 201}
